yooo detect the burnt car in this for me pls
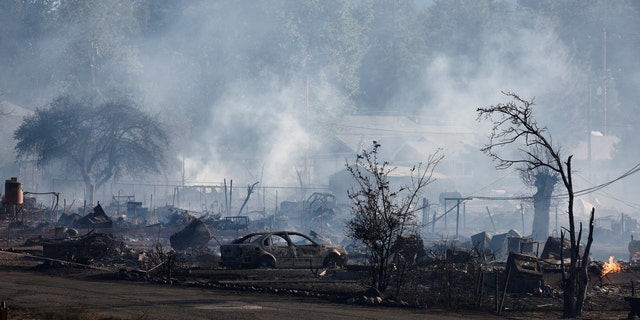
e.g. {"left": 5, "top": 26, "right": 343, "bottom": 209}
{"left": 219, "top": 231, "right": 347, "bottom": 269}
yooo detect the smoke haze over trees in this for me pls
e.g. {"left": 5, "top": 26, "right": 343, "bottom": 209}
{"left": 0, "top": 1, "right": 639, "bottom": 215}
{"left": 14, "top": 96, "right": 169, "bottom": 204}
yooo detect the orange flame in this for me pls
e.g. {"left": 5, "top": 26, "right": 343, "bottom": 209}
{"left": 601, "top": 256, "right": 622, "bottom": 277}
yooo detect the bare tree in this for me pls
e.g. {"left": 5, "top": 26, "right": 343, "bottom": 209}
{"left": 345, "top": 141, "right": 442, "bottom": 293}
{"left": 477, "top": 92, "right": 594, "bottom": 318}
{"left": 14, "top": 95, "right": 169, "bottom": 204}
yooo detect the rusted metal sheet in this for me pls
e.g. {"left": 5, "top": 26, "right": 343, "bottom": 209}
{"left": 76, "top": 204, "right": 113, "bottom": 228}
{"left": 170, "top": 218, "right": 211, "bottom": 251}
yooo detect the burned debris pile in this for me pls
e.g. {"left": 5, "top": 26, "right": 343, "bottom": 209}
{"left": 0, "top": 178, "right": 637, "bottom": 317}
{"left": 169, "top": 218, "right": 211, "bottom": 251}
{"left": 41, "top": 232, "right": 135, "bottom": 267}
{"left": 58, "top": 204, "right": 113, "bottom": 229}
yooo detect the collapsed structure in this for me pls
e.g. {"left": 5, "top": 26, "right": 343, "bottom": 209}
{"left": 1, "top": 174, "right": 637, "bottom": 317}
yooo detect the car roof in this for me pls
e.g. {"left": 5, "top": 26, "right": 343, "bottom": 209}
{"left": 233, "top": 231, "right": 314, "bottom": 243}
{"left": 242, "top": 231, "right": 304, "bottom": 237}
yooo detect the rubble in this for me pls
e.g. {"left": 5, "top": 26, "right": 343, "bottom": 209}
{"left": 629, "top": 236, "right": 640, "bottom": 262}
{"left": 42, "top": 231, "right": 129, "bottom": 266}
{"left": 57, "top": 204, "right": 113, "bottom": 229}
{"left": 169, "top": 218, "right": 212, "bottom": 251}
{"left": 504, "top": 252, "right": 543, "bottom": 294}
{"left": 540, "top": 236, "right": 574, "bottom": 261}
{"left": 1, "top": 180, "right": 639, "bottom": 319}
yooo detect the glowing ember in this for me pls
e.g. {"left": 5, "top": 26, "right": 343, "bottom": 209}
{"left": 601, "top": 256, "right": 622, "bottom": 277}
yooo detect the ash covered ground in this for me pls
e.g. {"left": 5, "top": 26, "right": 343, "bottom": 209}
{"left": 0, "top": 216, "right": 638, "bottom": 320}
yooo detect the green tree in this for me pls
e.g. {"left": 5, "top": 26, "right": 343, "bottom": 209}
{"left": 477, "top": 92, "right": 595, "bottom": 318}
{"left": 52, "top": 0, "right": 144, "bottom": 98}
{"left": 14, "top": 95, "right": 169, "bottom": 204}
{"left": 356, "top": 0, "right": 426, "bottom": 111}
{"left": 519, "top": 0, "right": 640, "bottom": 164}
{"left": 0, "top": 0, "right": 58, "bottom": 105}
{"left": 421, "top": 0, "right": 500, "bottom": 60}
{"left": 345, "top": 142, "right": 442, "bottom": 293}
{"left": 279, "top": 0, "right": 373, "bottom": 97}
{"left": 0, "top": 0, "right": 148, "bottom": 107}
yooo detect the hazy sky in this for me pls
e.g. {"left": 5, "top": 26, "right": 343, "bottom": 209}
{"left": 1, "top": 0, "right": 639, "bottom": 222}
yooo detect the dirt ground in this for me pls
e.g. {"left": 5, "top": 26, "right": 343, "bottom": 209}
{"left": 0, "top": 225, "right": 637, "bottom": 320}
{"left": 0, "top": 248, "right": 638, "bottom": 320}
{"left": 0, "top": 253, "right": 507, "bottom": 320}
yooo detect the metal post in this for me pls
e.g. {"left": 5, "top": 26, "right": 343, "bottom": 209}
{"left": 456, "top": 199, "right": 460, "bottom": 239}
{"left": 422, "top": 198, "right": 428, "bottom": 226}
{"left": 499, "top": 264, "right": 512, "bottom": 315}
{"left": 0, "top": 301, "right": 7, "bottom": 320}
{"left": 444, "top": 201, "right": 448, "bottom": 231}
{"left": 494, "top": 272, "right": 499, "bottom": 313}
{"left": 463, "top": 201, "right": 466, "bottom": 234}
{"left": 432, "top": 209, "right": 436, "bottom": 234}
{"left": 520, "top": 201, "right": 525, "bottom": 233}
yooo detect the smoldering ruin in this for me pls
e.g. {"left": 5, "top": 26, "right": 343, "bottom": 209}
{"left": 2, "top": 174, "right": 640, "bottom": 318}
{"left": 1, "top": 1, "right": 639, "bottom": 319}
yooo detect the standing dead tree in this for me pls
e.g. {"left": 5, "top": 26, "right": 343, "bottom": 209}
{"left": 345, "top": 141, "right": 443, "bottom": 294}
{"left": 237, "top": 181, "right": 260, "bottom": 215}
{"left": 477, "top": 92, "right": 594, "bottom": 318}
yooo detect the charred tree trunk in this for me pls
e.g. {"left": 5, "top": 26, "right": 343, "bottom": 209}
{"left": 562, "top": 157, "right": 595, "bottom": 318}
{"left": 477, "top": 93, "right": 595, "bottom": 318}
{"left": 531, "top": 173, "right": 557, "bottom": 240}
{"left": 576, "top": 208, "right": 595, "bottom": 315}
{"left": 563, "top": 156, "right": 579, "bottom": 318}
{"left": 237, "top": 182, "right": 259, "bottom": 215}
{"left": 79, "top": 168, "right": 95, "bottom": 206}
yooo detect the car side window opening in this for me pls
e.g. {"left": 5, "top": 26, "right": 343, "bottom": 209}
{"left": 236, "top": 234, "right": 256, "bottom": 244}
{"left": 272, "top": 234, "right": 289, "bottom": 247}
{"left": 263, "top": 236, "right": 271, "bottom": 246}
{"left": 289, "top": 234, "right": 313, "bottom": 246}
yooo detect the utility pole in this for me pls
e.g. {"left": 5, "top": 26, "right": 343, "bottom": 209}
{"left": 603, "top": 29, "right": 607, "bottom": 135}
{"left": 305, "top": 78, "right": 309, "bottom": 199}
{"left": 588, "top": 85, "right": 592, "bottom": 182}
{"left": 90, "top": 39, "right": 98, "bottom": 94}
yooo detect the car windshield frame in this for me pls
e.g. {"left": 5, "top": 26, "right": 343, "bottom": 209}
{"left": 287, "top": 232, "right": 318, "bottom": 246}
{"left": 232, "top": 233, "right": 266, "bottom": 244}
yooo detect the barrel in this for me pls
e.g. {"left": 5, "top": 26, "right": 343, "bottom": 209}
{"left": 4, "top": 177, "right": 23, "bottom": 205}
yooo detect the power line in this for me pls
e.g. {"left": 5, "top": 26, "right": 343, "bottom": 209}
{"left": 468, "top": 160, "right": 640, "bottom": 203}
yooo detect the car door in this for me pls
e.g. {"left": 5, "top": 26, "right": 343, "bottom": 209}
{"left": 268, "top": 234, "right": 295, "bottom": 267}
{"left": 289, "top": 233, "right": 321, "bottom": 268}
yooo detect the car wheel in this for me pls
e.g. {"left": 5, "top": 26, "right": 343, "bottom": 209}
{"left": 323, "top": 254, "right": 342, "bottom": 269}
{"left": 257, "top": 256, "right": 275, "bottom": 268}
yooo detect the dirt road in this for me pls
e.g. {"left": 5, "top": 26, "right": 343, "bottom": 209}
{"left": 0, "top": 270, "right": 509, "bottom": 320}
